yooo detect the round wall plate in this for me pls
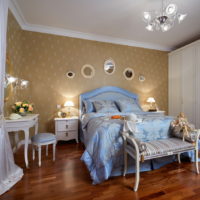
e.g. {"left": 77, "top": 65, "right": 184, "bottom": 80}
{"left": 66, "top": 71, "right": 75, "bottom": 79}
{"left": 81, "top": 64, "right": 95, "bottom": 78}
{"left": 123, "top": 68, "right": 135, "bottom": 80}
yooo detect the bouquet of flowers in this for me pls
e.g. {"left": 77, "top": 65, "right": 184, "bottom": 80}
{"left": 12, "top": 101, "right": 33, "bottom": 115}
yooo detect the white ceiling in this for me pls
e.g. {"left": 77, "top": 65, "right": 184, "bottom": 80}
{"left": 10, "top": 0, "right": 200, "bottom": 51}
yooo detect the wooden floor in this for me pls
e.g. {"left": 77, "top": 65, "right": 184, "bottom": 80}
{"left": 2, "top": 141, "right": 200, "bottom": 200}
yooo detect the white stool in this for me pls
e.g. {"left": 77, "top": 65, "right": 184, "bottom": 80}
{"left": 31, "top": 133, "right": 57, "bottom": 167}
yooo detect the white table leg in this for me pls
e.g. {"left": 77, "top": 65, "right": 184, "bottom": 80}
{"left": 14, "top": 131, "right": 20, "bottom": 150}
{"left": 24, "top": 128, "right": 29, "bottom": 168}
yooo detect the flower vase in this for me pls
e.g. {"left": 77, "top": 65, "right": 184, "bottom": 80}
{"left": 19, "top": 112, "right": 27, "bottom": 116}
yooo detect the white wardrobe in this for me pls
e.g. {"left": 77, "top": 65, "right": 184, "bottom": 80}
{"left": 169, "top": 39, "right": 200, "bottom": 128}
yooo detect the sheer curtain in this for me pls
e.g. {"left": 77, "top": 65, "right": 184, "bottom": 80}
{"left": 0, "top": 0, "right": 23, "bottom": 195}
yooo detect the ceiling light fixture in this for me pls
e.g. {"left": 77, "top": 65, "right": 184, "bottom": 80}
{"left": 143, "top": 0, "right": 187, "bottom": 32}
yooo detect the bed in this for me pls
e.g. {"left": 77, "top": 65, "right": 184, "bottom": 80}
{"left": 79, "top": 86, "right": 176, "bottom": 184}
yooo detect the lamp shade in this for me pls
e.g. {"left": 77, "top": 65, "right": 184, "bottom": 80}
{"left": 64, "top": 100, "right": 74, "bottom": 107}
{"left": 147, "top": 97, "right": 156, "bottom": 103}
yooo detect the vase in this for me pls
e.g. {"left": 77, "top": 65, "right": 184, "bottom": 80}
{"left": 19, "top": 112, "right": 27, "bottom": 116}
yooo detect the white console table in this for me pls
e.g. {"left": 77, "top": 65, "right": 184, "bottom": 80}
{"left": 5, "top": 114, "right": 39, "bottom": 168}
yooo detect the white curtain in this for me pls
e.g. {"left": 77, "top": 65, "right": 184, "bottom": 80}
{"left": 0, "top": 0, "right": 23, "bottom": 195}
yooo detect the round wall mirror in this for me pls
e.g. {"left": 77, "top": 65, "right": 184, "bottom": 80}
{"left": 104, "top": 59, "right": 115, "bottom": 75}
{"left": 81, "top": 64, "right": 95, "bottom": 78}
{"left": 123, "top": 68, "right": 134, "bottom": 80}
{"left": 66, "top": 71, "right": 75, "bottom": 79}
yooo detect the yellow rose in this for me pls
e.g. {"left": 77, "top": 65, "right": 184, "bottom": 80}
{"left": 19, "top": 108, "right": 25, "bottom": 113}
{"left": 15, "top": 102, "right": 22, "bottom": 106}
{"left": 22, "top": 104, "right": 29, "bottom": 107}
{"left": 28, "top": 105, "right": 33, "bottom": 112}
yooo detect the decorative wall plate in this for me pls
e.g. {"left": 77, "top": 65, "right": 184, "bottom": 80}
{"left": 81, "top": 64, "right": 95, "bottom": 78}
{"left": 123, "top": 68, "right": 134, "bottom": 80}
{"left": 66, "top": 71, "right": 75, "bottom": 79}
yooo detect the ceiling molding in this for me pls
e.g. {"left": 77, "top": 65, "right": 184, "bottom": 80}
{"left": 9, "top": 0, "right": 27, "bottom": 29}
{"left": 9, "top": 0, "right": 171, "bottom": 52}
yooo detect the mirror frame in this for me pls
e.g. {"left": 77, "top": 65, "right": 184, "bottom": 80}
{"left": 81, "top": 64, "right": 95, "bottom": 79}
{"left": 123, "top": 68, "right": 135, "bottom": 80}
{"left": 104, "top": 58, "right": 115, "bottom": 75}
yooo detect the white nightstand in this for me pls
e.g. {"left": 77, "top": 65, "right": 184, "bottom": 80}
{"left": 146, "top": 111, "right": 165, "bottom": 117}
{"left": 54, "top": 116, "right": 78, "bottom": 143}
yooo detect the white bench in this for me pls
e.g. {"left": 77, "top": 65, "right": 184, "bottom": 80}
{"left": 122, "top": 130, "right": 200, "bottom": 191}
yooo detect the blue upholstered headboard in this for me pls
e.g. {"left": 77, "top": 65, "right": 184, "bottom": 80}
{"left": 79, "top": 86, "right": 139, "bottom": 117}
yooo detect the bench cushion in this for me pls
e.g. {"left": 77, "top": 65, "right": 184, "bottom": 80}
{"left": 31, "top": 133, "right": 56, "bottom": 144}
{"left": 143, "top": 138, "right": 195, "bottom": 159}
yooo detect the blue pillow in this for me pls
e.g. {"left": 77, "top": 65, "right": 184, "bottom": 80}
{"left": 116, "top": 99, "right": 141, "bottom": 113}
{"left": 83, "top": 100, "right": 94, "bottom": 113}
{"left": 93, "top": 100, "right": 119, "bottom": 113}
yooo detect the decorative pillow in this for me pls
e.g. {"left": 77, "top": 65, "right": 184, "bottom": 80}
{"left": 93, "top": 100, "right": 119, "bottom": 113}
{"left": 116, "top": 99, "right": 141, "bottom": 113}
{"left": 83, "top": 100, "right": 94, "bottom": 113}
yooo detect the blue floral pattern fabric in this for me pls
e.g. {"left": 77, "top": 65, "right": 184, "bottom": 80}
{"left": 83, "top": 100, "right": 94, "bottom": 113}
{"left": 93, "top": 100, "right": 119, "bottom": 113}
{"left": 116, "top": 99, "right": 142, "bottom": 112}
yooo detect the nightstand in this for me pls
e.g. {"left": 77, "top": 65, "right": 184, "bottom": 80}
{"left": 146, "top": 111, "right": 165, "bottom": 117}
{"left": 54, "top": 116, "right": 78, "bottom": 143}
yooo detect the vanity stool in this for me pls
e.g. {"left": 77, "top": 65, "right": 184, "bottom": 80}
{"left": 31, "top": 133, "right": 57, "bottom": 167}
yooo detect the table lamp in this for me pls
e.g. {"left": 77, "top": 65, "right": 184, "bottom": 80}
{"left": 146, "top": 97, "right": 157, "bottom": 112}
{"left": 64, "top": 100, "right": 74, "bottom": 117}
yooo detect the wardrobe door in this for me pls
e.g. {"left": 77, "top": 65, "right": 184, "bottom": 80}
{"left": 168, "top": 52, "right": 182, "bottom": 117}
{"left": 181, "top": 46, "right": 196, "bottom": 125}
{"left": 195, "top": 42, "right": 200, "bottom": 128}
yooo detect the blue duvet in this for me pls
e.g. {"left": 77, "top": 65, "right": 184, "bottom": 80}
{"left": 81, "top": 113, "right": 174, "bottom": 184}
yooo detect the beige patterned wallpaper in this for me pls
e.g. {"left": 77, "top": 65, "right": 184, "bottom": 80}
{"left": 5, "top": 11, "right": 29, "bottom": 115}
{"left": 6, "top": 11, "right": 168, "bottom": 134}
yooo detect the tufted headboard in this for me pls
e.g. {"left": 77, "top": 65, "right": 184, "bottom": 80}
{"left": 79, "top": 86, "right": 140, "bottom": 117}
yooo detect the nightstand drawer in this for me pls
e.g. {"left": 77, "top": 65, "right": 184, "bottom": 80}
{"left": 56, "top": 131, "right": 77, "bottom": 141}
{"left": 57, "top": 120, "right": 78, "bottom": 131}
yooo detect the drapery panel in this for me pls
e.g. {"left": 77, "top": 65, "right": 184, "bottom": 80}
{"left": 0, "top": 0, "right": 23, "bottom": 195}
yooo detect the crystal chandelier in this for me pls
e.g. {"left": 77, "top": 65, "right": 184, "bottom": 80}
{"left": 143, "top": 0, "right": 187, "bottom": 32}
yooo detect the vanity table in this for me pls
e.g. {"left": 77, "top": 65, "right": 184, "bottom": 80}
{"left": 5, "top": 114, "right": 39, "bottom": 168}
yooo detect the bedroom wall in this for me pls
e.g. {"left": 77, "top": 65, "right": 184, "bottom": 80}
{"left": 6, "top": 11, "right": 168, "bottom": 133}
{"left": 5, "top": 11, "right": 30, "bottom": 145}
{"left": 5, "top": 11, "right": 22, "bottom": 115}
{"left": 5, "top": 11, "right": 30, "bottom": 114}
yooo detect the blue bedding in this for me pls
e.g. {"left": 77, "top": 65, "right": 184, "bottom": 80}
{"left": 81, "top": 112, "right": 174, "bottom": 184}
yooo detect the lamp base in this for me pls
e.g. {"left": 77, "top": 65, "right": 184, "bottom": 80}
{"left": 148, "top": 109, "right": 157, "bottom": 112}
